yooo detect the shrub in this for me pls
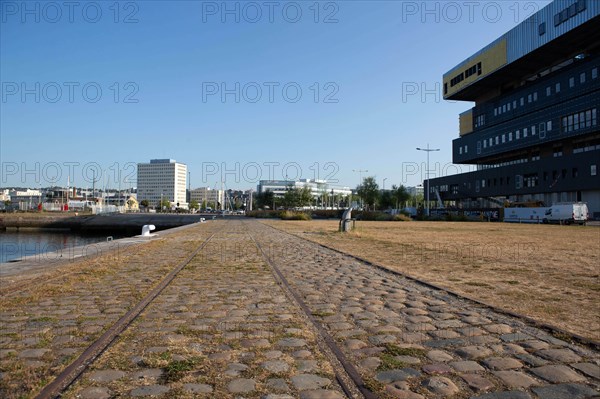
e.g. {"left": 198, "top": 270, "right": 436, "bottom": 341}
{"left": 280, "top": 211, "right": 312, "bottom": 220}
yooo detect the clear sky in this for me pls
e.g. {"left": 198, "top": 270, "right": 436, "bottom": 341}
{"left": 1, "top": 0, "right": 551, "bottom": 191}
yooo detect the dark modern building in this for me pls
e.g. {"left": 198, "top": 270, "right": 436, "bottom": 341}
{"left": 429, "top": 0, "right": 600, "bottom": 217}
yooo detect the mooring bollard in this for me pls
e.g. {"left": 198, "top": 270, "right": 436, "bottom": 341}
{"left": 141, "top": 224, "right": 156, "bottom": 237}
{"left": 339, "top": 208, "right": 355, "bottom": 232}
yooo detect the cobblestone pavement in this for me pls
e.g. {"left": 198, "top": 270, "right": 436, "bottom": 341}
{"left": 251, "top": 221, "right": 600, "bottom": 399}
{"left": 0, "top": 224, "right": 219, "bottom": 398}
{"left": 63, "top": 221, "right": 347, "bottom": 398}
{"left": 1, "top": 219, "right": 599, "bottom": 398}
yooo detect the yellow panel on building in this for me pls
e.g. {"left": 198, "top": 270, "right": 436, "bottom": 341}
{"left": 443, "top": 39, "right": 507, "bottom": 100}
{"left": 459, "top": 109, "right": 473, "bottom": 136}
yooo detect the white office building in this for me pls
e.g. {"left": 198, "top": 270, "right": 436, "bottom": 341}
{"left": 189, "top": 187, "right": 224, "bottom": 209}
{"left": 257, "top": 179, "right": 352, "bottom": 198}
{"left": 137, "top": 159, "right": 187, "bottom": 208}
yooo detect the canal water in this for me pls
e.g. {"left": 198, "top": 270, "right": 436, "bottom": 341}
{"left": 0, "top": 230, "right": 125, "bottom": 264}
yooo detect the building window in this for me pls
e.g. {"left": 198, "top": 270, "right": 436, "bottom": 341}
{"left": 509, "top": 132, "right": 513, "bottom": 141}
{"left": 572, "top": 168, "right": 578, "bottom": 178}
{"left": 593, "top": 68, "right": 598, "bottom": 80}
{"left": 523, "top": 127, "right": 528, "bottom": 138}
{"left": 513, "top": 100, "right": 517, "bottom": 109}
{"left": 546, "top": 87, "right": 551, "bottom": 96}
{"left": 532, "top": 125, "right": 536, "bottom": 135}
{"left": 481, "top": 179, "right": 485, "bottom": 188}
{"left": 547, "top": 121, "right": 552, "bottom": 131}
{"left": 533, "top": 92, "right": 538, "bottom": 101}
{"left": 516, "top": 130, "right": 520, "bottom": 139}
{"left": 507, "top": 102, "right": 511, "bottom": 111}
{"left": 483, "top": 140, "right": 487, "bottom": 148}
{"left": 464, "top": 145, "right": 468, "bottom": 154}
{"left": 494, "top": 108, "right": 497, "bottom": 116}
{"left": 569, "top": 77, "right": 575, "bottom": 88}
{"left": 580, "top": 72, "right": 586, "bottom": 84}
{"left": 556, "top": 82, "right": 561, "bottom": 93}
{"left": 459, "top": 147, "right": 463, "bottom": 155}
{"left": 592, "top": 165, "right": 597, "bottom": 176}
{"left": 495, "top": 136, "right": 499, "bottom": 145}
{"left": 553, "top": 148, "right": 563, "bottom": 157}
{"left": 520, "top": 97, "right": 524, "bottom": 106}
{"left": 539, "top": 123, "right": 546, "bottom": 138}
{"left": 502, "top": 134, "right": 506, "bottom": 143}
{"left": 527, "top": 94, "right": 532, "bottom": 103}
{"left": 489, "top": 138, "right": 493, "bottom": 147}
{"left": 538, "top": 22, "right": 546, "bottom": 35}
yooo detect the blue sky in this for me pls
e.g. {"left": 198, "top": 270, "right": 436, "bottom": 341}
{"left": 1, "top": 0, "right": 551, "bottom": 190}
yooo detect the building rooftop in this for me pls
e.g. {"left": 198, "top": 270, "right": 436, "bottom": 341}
{"left": 443, "top": 0, "right": 600, "bottom": 101}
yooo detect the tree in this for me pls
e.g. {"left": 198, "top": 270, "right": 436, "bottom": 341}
{"left": 159, "top": 198, "right": 171, "bottom": 211}
{"left": 189, "top": 199, "right": 199, "bottom": 211}
{"left": 392, "top": 185, "right": 411, "bottom": 209}
{"left": 299, "top": 187, "right": 313, "bottom": 207}
{"left": 140, "top": 199, "right": 149, "bottom": 208}
{"left": 379, "top": 190, "right": 394, "bottom": 210}
{"left": 357, "top": 176, "right": 379, "bottom": 210}
{"left": 283, "top": 187, "right": 299, "bottom": 208}
{"left": 256, "top": 190, "right": 275, "bottom": 209}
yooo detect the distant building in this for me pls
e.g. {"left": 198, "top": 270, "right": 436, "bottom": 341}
{"left": 406, "top": 185, "right": 424, "bottom": 197}
{"left": 257, "top": 179, "right": 352, "bottom": 198}
{"left": 137, "top": 159, "right": 188, "bottom": 208}
{"left": 9, "top": 189, "right": 42, "bottom": 209}
{"left": 189, "top": 187, "right": 224, "bottom": 209}
{"left": 430, "top": 0, "right": 600, "bottom": 216}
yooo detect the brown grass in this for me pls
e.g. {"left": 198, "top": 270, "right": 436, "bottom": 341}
{"left": 263, "top": 220, "right": 600, "bottom": 341}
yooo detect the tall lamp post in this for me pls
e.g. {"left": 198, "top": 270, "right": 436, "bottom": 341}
{"left": 352, "top": 169, "right": 368, "bottom": 208}
{"left": 416, "top": 144, "right": 440, "bottom": 216}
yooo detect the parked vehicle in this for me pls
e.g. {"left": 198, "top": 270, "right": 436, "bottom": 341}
{"left": 503, "top": 207, "right": 547, "bottom": 223}
{"left": 543, "top": 202, "right": 589, "bottom": 225}
{"left": 503, "top": 202, "right": 588, "bottom": 225}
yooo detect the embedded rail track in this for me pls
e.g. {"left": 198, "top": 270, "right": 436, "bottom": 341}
{"left": 249, "top": 232, "right": 378, "bottom": 399}
{"left": 260, "top": 221, "right": 600, "bottom": 351}
{"left": 32, "top": 223, "right": 376, "bottom": 399}
{"left": 34, "top": 231, "right": 220, "bottom": 399}
{"left": 24, "top": 219, "right": 599, "bottom": 398}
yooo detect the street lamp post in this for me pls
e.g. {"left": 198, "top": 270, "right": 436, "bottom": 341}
{"left": 352, "top": 169, "right": 368, "bottom": 209}
{"left": 416, "top": 144, "right": 440, "bottom": 217}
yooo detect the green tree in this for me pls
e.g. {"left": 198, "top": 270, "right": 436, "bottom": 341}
{"left": 283, "top": 185, "right": 301, "bottom": 208}
{"left": 357, "top": 176, "right": 379, "bottom": 210}
{"left": 256, "top": 190, "right": 275, "bottom": 209}
{"left": 299, "top": 187, "right": 313, "bottom": 207}
{"left": 159, "top": 198, "right": 171, "bottom": 211}
{"left": 189, "top": 199, "right": 199, "bottom": 210}
{"left": 140, "top": 199, "right": 149, "bottom": 208}
{"left": 392, "top": 185, "right": 411, "bottom": 209}
{"left": 379, "top": 190, "right": 394, "bottom": 210}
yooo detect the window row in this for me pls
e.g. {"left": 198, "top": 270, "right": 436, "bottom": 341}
{"left": 449, "top": 61, "right": 482, "bottom": 88}
{"left": 477, "top": 121, "right": 553, "bottom": 153}
{"left": 561, "top": 108, "right": 597, "bottom": 133}
{"left": 491, "top": 66, "right": 598, "bottom": 119}
{"left": 553, "top": 0, "right": 587, "bottom": 28}
{"left": 477, "top": 165, "right": 596, "bottom": 191}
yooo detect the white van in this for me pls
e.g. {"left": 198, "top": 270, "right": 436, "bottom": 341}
{"left": 543, "top": 202, "right": 589, "bottom": 225}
